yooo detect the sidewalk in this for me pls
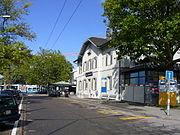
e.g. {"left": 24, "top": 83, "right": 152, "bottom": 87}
{"left": 69, "top": 95, "right": 180, "bottom": 121}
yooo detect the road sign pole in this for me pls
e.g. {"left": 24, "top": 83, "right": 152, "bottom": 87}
{"left": 165, "top": 71, "right": 173, "bottom": 116}
{"left": 167, "top": 79, "right": 170, "bottom": 116}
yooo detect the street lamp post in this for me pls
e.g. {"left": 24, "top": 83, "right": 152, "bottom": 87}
{"left": 1, "top": 15, "right": 11, "bottom": 30}
{"left": 1, "top": 14, "right": 11, "bottom": 38}
{"left": 1, "top": 15, "right": 11, "bottom": 18}
{"left": 1, "top": 15, "right": 11, "bottom": 91}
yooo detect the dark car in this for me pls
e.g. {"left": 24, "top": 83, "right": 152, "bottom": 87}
{"left": 0, "top": 94, "right": 20, "bottom": 123}
{"left": 48, "top": 90, "right": 63, "bottom": 97}
{"left": 0, "top": 90, "right": 21, "bottom": 100}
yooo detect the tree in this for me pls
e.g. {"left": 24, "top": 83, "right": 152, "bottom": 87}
{"left": 0, "top": 0, "right": 35, "bottom": 86}
{"left": 0, "top": 42, "right": 32, "bottom": 84}
{"left": 0, "top": 0, "right": 36, "bottom": 44}
{"left": 103, "top": 0, "right": 180, "bottom": 70}
{"left": 27, "top": 48, "right": 73, "bottom": 86}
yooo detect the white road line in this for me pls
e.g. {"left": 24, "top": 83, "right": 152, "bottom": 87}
{"left": 11, "top": 97, "right": 24, "bottom": 135}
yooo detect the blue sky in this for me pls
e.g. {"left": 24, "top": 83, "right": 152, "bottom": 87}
{"left": 24, "top": 0, "right": 107, "bottom": 68}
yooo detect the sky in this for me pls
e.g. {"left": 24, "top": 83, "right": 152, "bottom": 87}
{"left": 23, "top": 0, "right": 107, "bottom": 68}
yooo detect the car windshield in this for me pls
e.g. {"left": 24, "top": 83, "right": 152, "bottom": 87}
{"left": 0, "top": 96, "right": 16, "bottom": 108}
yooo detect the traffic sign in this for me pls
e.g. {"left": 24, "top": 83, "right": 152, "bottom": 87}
{"left": 166, "top": 71, "right": 173, "bottom": 80}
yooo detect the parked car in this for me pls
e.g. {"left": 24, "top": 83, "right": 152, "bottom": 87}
{"left": 0, "top": 94, "right": 20, "bottom": 123}
{"left": 0, "top": 90, "right": 21, "bottom": 100}
{"left": 48, "top": 90, "right": 63, "bottom": 97}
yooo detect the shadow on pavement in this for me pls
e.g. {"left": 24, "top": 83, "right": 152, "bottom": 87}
{"left": 0, "top": 123, "right": 14, "bottom": 131}
{"left": 26, "top": 108, "right": 46, "bottom": 113}
{"left": 47, "top": 120, "right": 79, "bottom": 135}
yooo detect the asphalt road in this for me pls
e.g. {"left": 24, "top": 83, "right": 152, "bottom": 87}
{"left": 21, "top": 95, "right": 180, "bottom": 135}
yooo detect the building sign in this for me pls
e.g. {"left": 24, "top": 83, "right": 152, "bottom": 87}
{"left": 85, "top": 72, "right": 93, "bottom": 77}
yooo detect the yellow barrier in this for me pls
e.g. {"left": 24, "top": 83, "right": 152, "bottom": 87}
{"left": 159, "top": 92, "right": 177, "bottom": 106}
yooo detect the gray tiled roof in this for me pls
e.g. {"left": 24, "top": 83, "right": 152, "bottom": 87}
{"left": 74, "top": 37, "right": 110, "bottom": 63}
{"left": 88, "top": 37, "right": 109, "bottom": 47}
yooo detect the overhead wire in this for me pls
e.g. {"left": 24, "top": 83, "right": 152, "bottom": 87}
{"left": 50, "top": 0, "right": 83, "bottom": 49}
{"left": 44, "top": 0, "right": 67, "bottom": 48}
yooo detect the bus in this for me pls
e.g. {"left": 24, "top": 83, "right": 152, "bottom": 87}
{"left": 0, "top": 84, "right": 41, "bottom": 94}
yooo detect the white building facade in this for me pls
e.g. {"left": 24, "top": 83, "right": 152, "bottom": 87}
{"left": 75, "top": 37, "right": 180, "bottom": 104}
{"left": 75, "top": 37, "right": 120, "bottom": 100}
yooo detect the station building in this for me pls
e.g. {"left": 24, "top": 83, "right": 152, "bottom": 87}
{"left": 74, "top": 37, "right": 180, "bottom": 105}
{"left": 74, "top": 37, "right": 119, "bottom": 99}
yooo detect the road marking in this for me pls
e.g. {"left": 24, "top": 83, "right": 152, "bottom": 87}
{"left": 118, "top": 111, "right": 127, "bottom": 114}
{"left": 11, "top": 97, "right": 24, "bottom": 135}
{"left": 120, "top": 116, "right": 154, "bottom": 120}
{"left": 95, "top": 105, "right": 104, "bottom": 108}
{"left": 97, "top": 109, "right": 126, "bottom": 115}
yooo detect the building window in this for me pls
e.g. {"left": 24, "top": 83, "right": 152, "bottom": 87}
{"left": 124, "top": 71, "right": 146, "bottom": 85}
{"left": 147, "top": 71, "right": 159, "bottom": 82}
{"left": 79, "top": 64, "right": 82, "bottom": 74}
{"left": 79, "top": 81, "right": 82, "bottom": 90}
{"left": 83, "top": 62, "right": 86, "bottom": 72}
{"left": 88, "top": 59, "right": 91, "bottom": 70}
{"left": 86, "top": 61, "right": 88, "bottom": 71}
{"left": 91, "top": 59, "right": 94, "bottom": 69}
{"left": 130, "top": 78, "right": 139, "bottom": 85}
{"left": 88, "top": 79, "right": 91, "bottom": 90}
{"left": 85, "top": 80, "right": 88, "bottom": 90}
{"left": 124, "top": 73, "right": 130, "bottom": 85}
{"left": 130, "top": 72, "right": 138, "bottom": 78}
{"left": 94, "top": 57, "right": 97, "bottom": 68}
{"left": 91, "top": 79, "right": 93, "bottom": 90}
{"left": 130, "top": 72, "right": 139, "bottom": 85}
{"left": 105, "top": 52, "right": 113, "bottom": 66}
{"left": 139, "top": 71, "right": 145, "bottom": 85}
{"left": 92, "top": 78, "right": 97, "bottom": 90}
{"left": 109, "top": 52, "right": 113, "bottom": 65}
{"left": 83, "top": 80, "right": 87, "bottom": 90}
{"left": 105, "top": 54, "right": 108, "bottom": 66}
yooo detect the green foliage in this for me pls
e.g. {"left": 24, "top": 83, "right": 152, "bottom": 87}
{"left": 0, "top": 1, "right": 73, "bottom": 86}
{"left": 26, "top": 48, "right": 73, "bottom": 85}
{"left": 0, "top": 0, "right": 36, "bottom": 43}
{"left": 103, "top": 0, "right": 180, "bottom": 70}
{"left": 0, "top": 42, "right": 32, "bottom": 84}
{"left": 0, "top": 0, "right": 36, "bottom": 85}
